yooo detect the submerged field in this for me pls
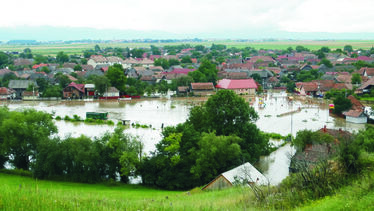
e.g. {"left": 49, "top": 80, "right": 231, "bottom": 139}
{"left": 1, "top": 40, "right": 374, "bottom": 56}
{"left": 0, "top": 173, "right": 254, "bottom": 210}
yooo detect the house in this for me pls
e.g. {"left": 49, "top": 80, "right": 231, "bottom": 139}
{"left": 343, "top": 95, "right": 367, "bottom": 124}
{"left": 296, "top": 82, "right": 319, "bottom": 96}
{"left": 22, "top": 91, "right": 39, "bottom": 101}
{"left": 289, "top": 127, "right": 352, "bottom": 173}
{"left": 63, "top": 82, "right": 85, "bottom": 99}
{"left": 202, "top": 162, "right": 267, "bottom": 191}
{"left": 85, "top": 84, "right": 95, "bottom": 97}
{"left": 102, "top": 87, "right": 120, "bottom": 99}
{"left": 359, "top": 67, "right": 374, "bottom": 78}
{"left": 0, "top": 87, "right": 16, "bottom": 100}
{"left": 216, "top": 79, "right": 257, "bottom": 95}
{"left": 176, "top": 86, "right": 189, "bottom": 96}
{"left": 190, "top": 82, "right": 215, "bottom": 96}
{"left": 8, "top": 80, "right": 38, "bottom": 99}
{"left": 357, "top": 77, "right": 374, "bottom": 94}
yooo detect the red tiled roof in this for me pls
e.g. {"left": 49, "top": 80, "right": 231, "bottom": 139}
{"left": 191, "top": 82, "right": 214, "bottom": 90}
{"left": 0, "top": 87, "right": 14, "bottom": 95}
{"left": 216, "top": 79, "right": 257, "bottom": 89}
{"left": 66, "top": 82, "right": 85, "bottom": 93}
{"left": 32, "top": 63, "right": 48, "bottom": 69}
{"left": 343, "top": 109, "right": 364, "bottom": 118}
{"left": 347, "top": 95, "right": 363, "bottom": 109}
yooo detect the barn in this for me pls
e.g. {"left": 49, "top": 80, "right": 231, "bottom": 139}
{"left": 202, "top": 162, "right": 267, "bottom": 191}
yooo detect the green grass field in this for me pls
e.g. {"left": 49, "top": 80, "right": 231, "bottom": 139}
{"left": 1, "top": 40, "right": 374, "bottom": 56}
{"left": 0, "top": 173, "right": 254, "bottom": 210}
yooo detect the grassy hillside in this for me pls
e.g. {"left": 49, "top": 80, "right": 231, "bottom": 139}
{"left": 1, "top": 40, "right": 374, "bottom": 56}
{"left": 0, "top": 173, "right": 254, "bottom": 210}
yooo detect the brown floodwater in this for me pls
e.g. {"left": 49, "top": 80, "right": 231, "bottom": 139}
{"left": 1, "top": 91, "right": 366, "bottom": 185}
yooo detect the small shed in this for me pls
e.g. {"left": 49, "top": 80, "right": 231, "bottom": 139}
{"left": 343, "top": 109, "right": 367, "bottom": 124}
{"left": 202, "top": 162, "right": 267, "bottom": 191}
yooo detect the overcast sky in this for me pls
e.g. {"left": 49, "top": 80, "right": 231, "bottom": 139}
{"left": 2, "top": 0, "right": 374, "bottom": 34}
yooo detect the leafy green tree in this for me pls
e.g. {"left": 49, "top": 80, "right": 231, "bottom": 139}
{"left": 333, "top": 95, "right": 352, "bottom": 115}
{"left": 211, "top": 44, "right": 226, "bottom": 51}
{"left": 74, "top": 64, "right": 82, "bottom": 71}
{"left": 54, "top": 73, "right": 71, "bottom": 88}
{"left": 320, "top": 46, "right": 331, "bottom": 53}
{"left": 319, "top": 58, "right": 333, "bottom": 68}
{"left": 296, "top": 45, "right": 309, "bottom": 52}
{"left": 251, "top": 73, "right": 262, "bottom": 83}
{"left": 43, "top": 85, "right": 62, "bottom": 98}
{"left": 154, "top": 58, "right": 170, "bottom": 69}
{"left": 106, "top": 64, "right": 126, "bottom": 92}
{"left": 1, "top": 72, "right": 17, "bottom": 87}
{"left": 151, "top": 45, "right": 161, "bottom": 55}
{"left": 351, "top": 73, "right": 362, "bottom": 85}
{"left": 292, "top": 130, "right": 334, "bottom": 151}
{"left": 19, "top": 48, "right": 33, "bottom": 59}
{"left": 287, "top": 47, "right": 294, "bottom": 53}
{"left": 130, "top": 48, "right": 145, "bottom": 58}
{"left": 0, "top": 109, "right": 57, "bottom": 170}
{"left": 344, "top": 45, "right": 353, "bottom": 53}
{"left": 56, "top": 51, "right": 69, "bottom": 63}
{"left": 181, "top": 56, "right": 192, "bottom": 64}
{"left": 190, "top": 133, "right": 242, "bottom": 183}
{"left": 168, "top": 58, "right": 180, "bottom": 66}
{"left": 94, "top": 44, "right": 101, "bottom": 52}
{"left": 196, "top": 59, "right": 218, "bottom": 84}
{"left": 188, "top": 70, "right": 207, "bottom": 82}
{"left": 287, "top": 81, "right": 296, "bottom": 93}
{"left": 194, "top": 45, "right": 205, "bottom": 51}
{"left": 0, "top": 51, "right": 10, "bottom": 68}
{"left": 94, "top": 75, "right": 111, "bottom": 96}
{"left": 33, "top": 54, "right": 48, "bottom": 64}
{"left": 36, "top": 78, "right": 49, "bottom": 93}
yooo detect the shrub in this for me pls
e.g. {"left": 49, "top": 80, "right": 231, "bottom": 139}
{"left": 55, "top": 116, "right": 62, "bottom": 120}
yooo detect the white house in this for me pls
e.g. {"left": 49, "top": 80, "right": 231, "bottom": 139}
{"left": 103, "top": 87, "right": 120, "bottom": 98}
{"left": 202, "top": 162, "right": 268, "bottom": 190}
{"left": 343, "top": 109, "right": 367, "bottom": 124}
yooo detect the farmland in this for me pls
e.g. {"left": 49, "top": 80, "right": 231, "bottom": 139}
{"left": 1, "top": 40, "right": 374, "bottom": 56}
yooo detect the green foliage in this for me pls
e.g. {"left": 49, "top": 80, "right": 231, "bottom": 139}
{"left": 333, "top": 95, "right": 352, "bottom": 115}
{"left": 292, "top": 130, "right": 334, "bottom": 151}
{"left": 154, "top": 58, "right": 170, "bottom": 69}
{"left": 211, "top": 44, "right": 226, "bottom": 51}
{"left": 106, "top": 64, "right": 126, "bottom": 92}
{"left": 43, "top": 85, "right": 62, "bottom": 98}
{"left": 130, "top": 48, "right": 145, "bottom": 58}
{"left": 344, "top": 45, "right": 353, "bottom": 52}
{"left": 93, "top": 75, "right": 111, "bottom": 96}
{"left": 355, "top": 125, "right": 374, "bottom": 152}
{"left": 351, "top": 73, "right": 362, "bottom": 85}
{"left": 286, "top": 81, "right": 295, "bottom": 93}
{"left": 0, "top": 51, "right": 11, "bottom": 68}
{"left": 73, "top": 64, "right": 82, "bottom": 71}
{"left": 0, "top": 108, "right": 57, "bottom": 170}
{"left": 56, "top": 51, "right": 69, "bottom": 63}
{"left": 296, "top": 45, "right": 309, "bottom": 52}
{"left": 319, "top": 58, "right": 333, "bottom": 68}
{"left": 54, "top": 73, "right": 72, "bottom": 88}
{"left": 181, "top": 56, "right": 192, "bottom": 63}
{"left": 168, "top": 58, "right": 180, "bottom": 66}
{"left": 33, "top": 54, "right": 48, "bottom": 64}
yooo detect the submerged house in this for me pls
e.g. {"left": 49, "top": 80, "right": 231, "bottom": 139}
{"left": 202, "top": 162, "right": 267, "bottom": 191}
{"left": 343, "top": 95, "right": 367, "bottom": 124}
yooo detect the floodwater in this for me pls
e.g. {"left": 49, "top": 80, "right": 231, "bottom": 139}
{"left": 1, "top": 91, "right": 366, "bottom": 185}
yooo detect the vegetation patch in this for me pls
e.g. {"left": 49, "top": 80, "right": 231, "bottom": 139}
{"left": 55, "top": 115, "right": 115, "bottom": 126}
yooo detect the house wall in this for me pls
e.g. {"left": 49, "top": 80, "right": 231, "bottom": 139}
{"left": 192, "top": 90, "right": 215, "bottom": 96}
{"left": 63, "top": 89, "right": 83, "bottom": 99}
{"left": 87, "top": 59, "right": 97, "bottom": 68}
{"left": 232, "top": 88, "right": 256, "bottom": 95}
{"left": 346, "top": 116, "right": 367, "bottom": 124}
{"left": 203, "top": 175, "right": 232, "bottom": 191}
{"left": 103, "top": 92, "right": 119, "bottom": 97}
{"left": 23, "top": 96, "right": 39, "bottom": 101}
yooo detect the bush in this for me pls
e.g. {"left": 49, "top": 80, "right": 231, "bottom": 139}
{"left": 55, "top": 116, "right": 62, "bottom": 120}
{"left": 107, "top": 120, "right": 114, "bottom": 125}
{"left": 64, "top": 115, "right": 71, "bottom": 121}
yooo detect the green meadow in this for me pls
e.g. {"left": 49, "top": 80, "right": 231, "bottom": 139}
{"left": 0, "top": 173, "right": 254, "bottom": 210}
{"left": 1, "top": 40, "right": 374, "bottom": 56}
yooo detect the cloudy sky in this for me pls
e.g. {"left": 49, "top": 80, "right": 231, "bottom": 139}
{"left": 1, "top": 0, "right": 374, "bottom": 36}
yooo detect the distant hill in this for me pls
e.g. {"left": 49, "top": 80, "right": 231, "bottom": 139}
{"left": 1, "top": 26, "right": 374, "bottom": 41}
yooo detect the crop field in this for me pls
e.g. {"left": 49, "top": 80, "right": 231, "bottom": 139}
{"left": 0, "top": 173, "right": 254, "bottom": 210}
{"left": 1, "top": 40, "right": 374, "bottom": 56}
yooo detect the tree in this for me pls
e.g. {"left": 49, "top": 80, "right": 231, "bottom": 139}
{"left": 296, "top": 45, "right": 308, "bottom": 52}
{"left": 130, "top": 49, "right": 145, "bottom": 58}
{"left": 33, "top": 54, "right": 48, "bottom": 64}
{"left": 20, "top": 48, "right": 33, "bottom": 59}
{"left": 344, "top": 45, "right": 353, "bottom": 53}
{"left": 287, "top": 81, "right": 296, "bottom": 93}
{"left": 0, "top": 51, "right": 10, "bottom": 68}
{"left": 39, "top": 66, "right": 51, "bottom": 74}
{"left": 43, "top": 86, "right": 62, "bottom": 98}
{"left": 251, "top": 73, "right": 262, "bottom": 84}
{"left": 181, "top": 56, "right": 192, "bottom": 64}
{"left": 0, "top": 109, "right": 57, "bottom": 170}
{"left": 74, "top": 64, "right": 82, "bottom": 71}
{"left": 94, "top": 75, "right": 111, "bottom": 96}
{"left": 196, "top": 59, "right": 218, "bottom": 84}
{"left": 94, "top": 44, "right": 101, "bottom": 52}
{"left": 188, "top": 70, "right": 207, "bottom": 83}
{"left": 351, "top": 73, "right": 362, "bottom": 85}
{"left": 319, "top": 58, "right": 333, "bottom": 68}
{"left": 56, "top": 51, "right": 69, "bottom": 63}
{"left": 151, "top": 45, "right": 161, "bottom": 55}
{"left": 106, "top": 64, "right": 126, "bottom": 92}
{"left": 190, "top": 133, "right": 242, "bottom": 183}
{"left": 168, "top": 58, "right": 180, "bottom": 66}
{"left": 320, "top": 46, "right": 331, "bottom": 53}
{"left": 333, "top": 95, "right": 352, "bottom": 115}
{"left": 54, "top": 73, "right": 71, "bottom": 88}
{"left": 194, "top": 45, "right": 205, "bottom": 51}
{"left": 154, "top": 58, "right": 170, "bottom": 69}
{"left": 36, "top": 78, "right": 49, "bottom": 93}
